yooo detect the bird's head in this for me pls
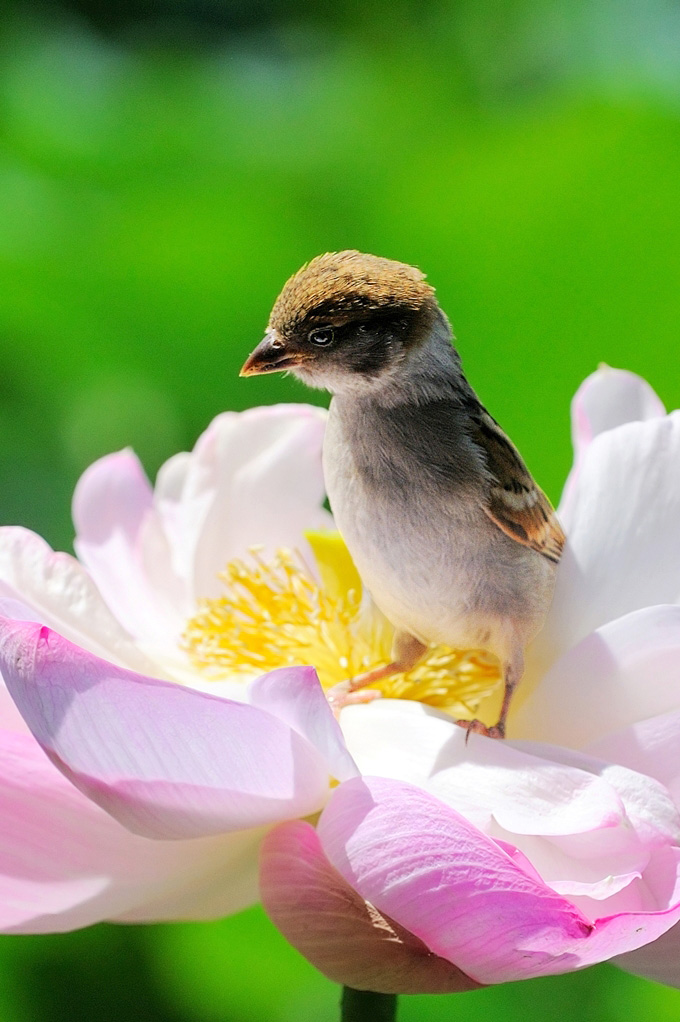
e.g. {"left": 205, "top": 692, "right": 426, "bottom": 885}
{"left": 240, "top": 250, "right": 446, "bottom": 394}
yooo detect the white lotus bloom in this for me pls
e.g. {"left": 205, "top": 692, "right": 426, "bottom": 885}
{"left": 1, "top": 371, "right": 680, "bottom": 993}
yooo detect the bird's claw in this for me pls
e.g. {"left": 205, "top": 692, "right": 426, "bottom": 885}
{"left": 456, "top": 718, "right": 505, "bottom": 743}
{"left": 326, "top": 680, "right": 383, "bottom": 719}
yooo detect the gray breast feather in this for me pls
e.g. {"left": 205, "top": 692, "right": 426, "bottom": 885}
{"left": 323, "top": 396, "right": 555, "bottom": 657}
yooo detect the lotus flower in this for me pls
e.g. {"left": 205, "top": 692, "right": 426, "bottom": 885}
{"left": 1, "top": 370, "right": 680, "bottom": 993}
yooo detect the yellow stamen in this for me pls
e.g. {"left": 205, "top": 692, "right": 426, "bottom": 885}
{"left": 182, "top": 535, "right": 502, "bottom": 717}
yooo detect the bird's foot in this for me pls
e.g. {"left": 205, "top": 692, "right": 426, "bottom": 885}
{"left": 325, "top": 661, "right": 397, "bottom": 717}
{"left": 326, "top": 679, "right": 383, "bottom": 718}
{"left": 456, "top": 718, "right": 505, "bottom": 742}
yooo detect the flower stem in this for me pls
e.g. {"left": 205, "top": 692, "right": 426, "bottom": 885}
{"left": 340, "top": 987, "right": 398, "bottom": 1022}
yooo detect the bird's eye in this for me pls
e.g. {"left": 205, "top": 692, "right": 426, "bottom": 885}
{"left": 308, "top": 327, "right": 334, "bottom": 347}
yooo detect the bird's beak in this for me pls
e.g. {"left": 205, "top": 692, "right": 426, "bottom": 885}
{"left": 239, "top": 332, "right": 302, "bottom": 377}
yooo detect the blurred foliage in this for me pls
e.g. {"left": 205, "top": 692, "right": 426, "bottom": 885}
{"left": 2, "top": 0, "right": 680, "bottom": 1019}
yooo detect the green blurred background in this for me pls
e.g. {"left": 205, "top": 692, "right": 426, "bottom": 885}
{"left": 1, "top": 0, "right": 680, "bottom": 1018}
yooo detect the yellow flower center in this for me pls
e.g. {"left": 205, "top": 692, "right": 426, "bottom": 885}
{"left": 182, "top": 531, "right": 502, "bottom": 717}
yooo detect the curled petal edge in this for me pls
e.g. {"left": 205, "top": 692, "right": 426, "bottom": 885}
{"left": 317, "top": 778, "right": 680, "bottom": 984}
{"left": 259, "top": 820, "right": 481, "bottom": 995}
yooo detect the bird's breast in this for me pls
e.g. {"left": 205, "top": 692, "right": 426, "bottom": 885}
{"left": 323, "top": 401, "right": 554, "bottom": 654}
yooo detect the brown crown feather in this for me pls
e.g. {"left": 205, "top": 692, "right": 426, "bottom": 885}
{"left": 268, "top": 251, "right": 437, "bottom": 336}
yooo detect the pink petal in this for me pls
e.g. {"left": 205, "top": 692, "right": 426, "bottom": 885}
{"left": 513, "top": 605, "right": 680, "bottom": 748}
{"left": 0, "top": 681, "right": 29, "bottom": 734}
{"left": 0, "top": 599, "right": 35, "bottom": 733}
{"left": 0, "top": 619, "right": 330, "bottom": 839}
{"left": 492, "top": 839, "right": 546, "bottom": 885}
{"left": 248, "top": 667, "right": 358, "bottom": 783}
{"left": 549, "top": 754, "right": 680, "bottom": 849}
{"left": 259, "top": 820, "right": 480, "bottom": 994}
{"left": 0, "top": 728, "right": 264, "bottom": 933}
{"left": 318, "top": 776, "right": 591, "bottom": 983}
{"left": 73, "top": 451, "right": 185, "bottom": 645}
{"left": 317, "top": 777, "right": 680, "bottom": 983}
{"left": 0, "top": 527, "right": 155, "bottom": 674}
{"left": 73, "top": 448, "right": 152, "bottom": 543}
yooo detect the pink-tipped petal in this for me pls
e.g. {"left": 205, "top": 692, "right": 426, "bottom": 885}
{"left": 0, "top": 620, "right": 330, "bottom": 840}
{"left": 0, "top": 729, "right": 264, "bottom": 933}
{"left": 560, "top": 369, "right": 665, "bottom": 522}
{"left": 513, "top": 605, "right": 680, "bottom": 748}
{"left": 317, "top": 777, "right": 680, "bottom": 983}
{"left": 248, "top": 667, "right": 358, "bottom": 783}
{"left": 570, "top": 367, "right": 665, "bottom": 455}
{"left": 0, "top": 528, "right": 155, "bottom": 674}
{"left": 71, "top": 407, "right": 333, "bottom": 650}
{"left": 260, "top": 820, "right": 480, "bottom": 994}
{"left": 73, "top": 450, "right": 184, "bottom": 645}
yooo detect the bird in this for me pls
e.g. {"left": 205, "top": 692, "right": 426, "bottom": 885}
{"left": 240, "top": 251, "right": 564, "bottom": 738}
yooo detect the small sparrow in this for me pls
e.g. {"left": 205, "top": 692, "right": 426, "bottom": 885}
{"left": 240, "top": 251, "right": 564, "bottom": 738}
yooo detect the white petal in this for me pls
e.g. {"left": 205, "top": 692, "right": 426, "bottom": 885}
{"left": 560, "top": 368, "right": 666, "bottom": 524}
{"left": 182, "top": 406, "right": 332, "bottom": 600}
{"left": 340, "top": 700, "right": 461, "bottom": 784}
{"left": 343, "top": 700, "right": 627, "bottom": 837}
{"left": 532, "top": 413, "right": 680, "bottom": 687}
{"left": 587, "top": 709, "right": 680, "bottom": 811}
{"left": 0, "top": 527, "right": 156, "bottom": 674}
{"left": 509, "top": 741, "right": 680, "bottom": 845}
{"left": 514, "top": 606, "right": 680, "bottom": 748}
{"left": 571, "top": 368, "right": 665, "bottom": 452}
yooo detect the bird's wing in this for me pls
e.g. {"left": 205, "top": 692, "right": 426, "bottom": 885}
{"left": 469, "top": 408, "right": 565, "bottom": 564}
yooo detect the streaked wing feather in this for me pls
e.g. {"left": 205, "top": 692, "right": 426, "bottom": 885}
{"left": 471, "top": 409, "right": 565, "bottom": 564}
